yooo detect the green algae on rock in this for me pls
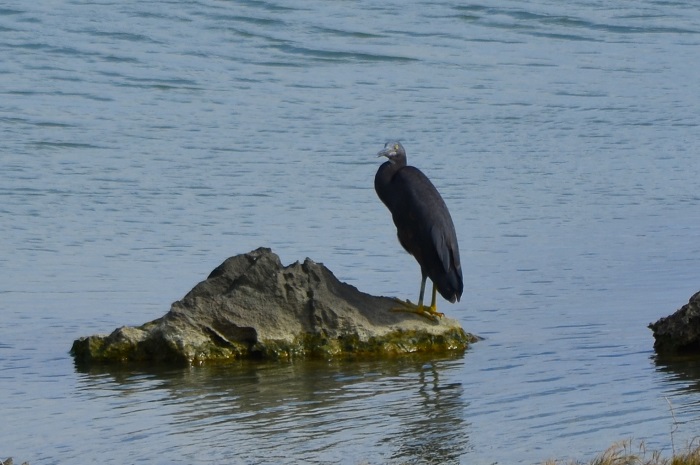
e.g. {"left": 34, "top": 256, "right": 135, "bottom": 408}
{"left": 71, "top": 248, "right": 478, "bottom": 365}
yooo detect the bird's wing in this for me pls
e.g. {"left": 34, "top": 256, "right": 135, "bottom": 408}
{"left": 430, "top": 224, "right": 452, "bottom": 273}
{"left": 396, "top": 167, "right": 457, "bottom": 270}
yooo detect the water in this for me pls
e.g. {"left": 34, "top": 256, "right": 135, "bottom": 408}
{"left": 1, "top": 0, "right": 700, "bottom": 463}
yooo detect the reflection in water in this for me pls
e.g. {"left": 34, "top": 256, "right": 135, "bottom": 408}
{"left": 389, "top": 363, "right": 469, "bottom": 464}
{"left": 654, "top": 355, "right": 700, "bottom": 394}
{"left": 653, "top": 355, "right": 700, "bottom": 424}
{"left": 74, "top": 355, "right": 471, "bottom": 464}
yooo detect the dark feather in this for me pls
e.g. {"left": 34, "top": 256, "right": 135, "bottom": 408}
{"left": 375, "top": 142, "right": 463, "bottom": 303}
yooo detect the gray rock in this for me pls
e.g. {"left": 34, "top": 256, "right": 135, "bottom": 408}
{"left": 649, "top": 291, "right": 700, "bottom": 354}
{"left": 71, "top": 247, "right": 478, "bottom": 365}
{"left": 2, "top": 458, "right": 29, "bottom": 465}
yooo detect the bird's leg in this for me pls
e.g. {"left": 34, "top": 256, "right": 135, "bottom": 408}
{"left": 390, "top": 274, "right": 443, "bottom": 321}
{"left": 426, "top": 284, "right": 444, "bottom": 318}
{"left": 416, "top": 273, "right": 427, "bottom": 308}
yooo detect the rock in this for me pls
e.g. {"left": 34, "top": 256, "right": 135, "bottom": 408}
{"left": 71, "top": 247, "right": 478, "bottom": 365}
{"left": 649, "top": 291, "right": 700, "bottom": 354}
{"left": 2, "top": 458, "right": 29, "bottom": 465}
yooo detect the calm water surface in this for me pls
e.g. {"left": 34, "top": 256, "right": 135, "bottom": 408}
{"left": 1, "top": 0, "right": 700, "bottom": 464}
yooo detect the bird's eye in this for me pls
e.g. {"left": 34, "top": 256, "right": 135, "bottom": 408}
{"left": 394, "top": 144, "right": 399, "bottom": 150}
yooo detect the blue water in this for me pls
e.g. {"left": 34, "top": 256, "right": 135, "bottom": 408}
{"left": 2, "top": 1, "right": 700, "bottom": 464}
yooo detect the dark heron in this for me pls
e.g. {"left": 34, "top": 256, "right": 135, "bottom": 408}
{"left": 374, "top": 141, "right": 463, "bottom": 320}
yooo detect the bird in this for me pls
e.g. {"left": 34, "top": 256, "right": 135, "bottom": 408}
{"left": 374, "top": 141, "right": 463, "bottom": 320}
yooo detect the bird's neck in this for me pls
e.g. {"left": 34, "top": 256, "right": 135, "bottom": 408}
{"left": 375, "top": 161, "right": 401, "bottom": 206}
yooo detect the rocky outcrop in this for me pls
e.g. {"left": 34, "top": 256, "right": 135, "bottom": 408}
{"left": 649, "top": 291, "right": 700, "bottom": 354}
{"left": 71, "top": 248, "right": 478, "bottom": 365}
{"left": 2, "top": 458, "right": 29, "bottom": 465}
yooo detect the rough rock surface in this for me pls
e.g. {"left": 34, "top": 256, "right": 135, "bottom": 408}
{"left": 71, "top": 247, "right": 478, "bottom": 365}
{"left": 2, "top": 458, "right": 29, "bottom": 465}
{"left": 649, "top": 291, "right": 700, "bottom": 354}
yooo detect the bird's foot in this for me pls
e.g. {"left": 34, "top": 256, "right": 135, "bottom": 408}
{"left": 390, "top": 299, "right": 444, "bottom": 322}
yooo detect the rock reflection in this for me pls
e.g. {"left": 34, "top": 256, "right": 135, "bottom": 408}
{"left": 652, "top": 353, "right": 700, "bottom": 436}
{"left": 653, "top": 354, "right": 700, "bottom": 393}
{"left": 74, "top": 355, "right": 472, "bottom": 464}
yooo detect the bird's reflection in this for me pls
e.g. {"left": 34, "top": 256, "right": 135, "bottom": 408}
{"left": 387, "top": 360, "right": 470, "bottom": 464}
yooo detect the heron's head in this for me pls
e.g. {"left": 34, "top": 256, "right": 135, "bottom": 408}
{"left": 377, "top": 141, "right": 406, "bottom": 164}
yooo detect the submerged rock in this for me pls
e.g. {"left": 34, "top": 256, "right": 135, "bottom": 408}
{"left": 649, "top": 291, "right": 700, "bottom": 354}
{"left": 71, "top": 247, "right": 478, "bottom": 365}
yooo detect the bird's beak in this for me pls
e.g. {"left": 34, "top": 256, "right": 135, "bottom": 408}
{"left": 377, "top": 146, "right": 395, "bottom": 158}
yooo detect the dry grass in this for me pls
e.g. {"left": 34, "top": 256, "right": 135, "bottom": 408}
{"left": 544, "top": 439, "right": 700, "bottom": 465}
